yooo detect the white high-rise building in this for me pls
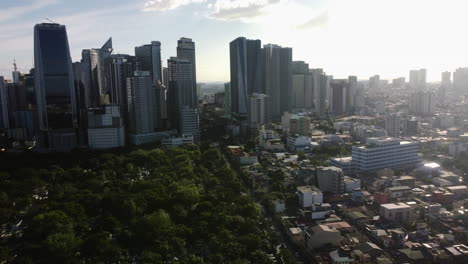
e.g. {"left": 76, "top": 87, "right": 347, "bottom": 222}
{"left": 87, "top": 105, "right": 125, "bottom": 149}
{"left": 410, "top": 91, "right": 436, "bottom": 114}
{"left": 352, "top": 138, "right": 421, "bottom": 172}
{"left": 249, "top": 93, "right": 269, "bottom": 129}
{"left": 385, "top": 113, "right": 401, "bottom": 138}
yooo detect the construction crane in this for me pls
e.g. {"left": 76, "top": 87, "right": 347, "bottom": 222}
{"left": 46, "top": 18, "right": 57, "bottom": 24}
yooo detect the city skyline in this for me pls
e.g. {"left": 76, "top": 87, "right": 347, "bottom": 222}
{"left": 2, "top": 0, "right": 468, "bottom": 82}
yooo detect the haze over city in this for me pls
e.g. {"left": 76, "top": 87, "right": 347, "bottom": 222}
{"left": 2, "top": 0, "right": 468, "bottom": 82}
{"left": 3, "top": 0, "right": 468, "bottom": 263}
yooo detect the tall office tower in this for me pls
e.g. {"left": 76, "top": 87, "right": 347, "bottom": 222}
{"left": 0, "top": 77, "right": 9, "bottom": 129}
{"left": 72, "top": 62, "right": 88, "bottom": 146}
{"left": 163, "top": 67, "right": 169, "bottom": 88}
{"left": 262, "top": 44, "right": 292, "bottom": 121}
{"left": 249, "top": 93, "right": 269, "bottom": 130}
{"left": 104, "top": 54, "right": 138, "bottom": 117}
{"left": 12, "top": 60, "right": 21, "bottom": 84}
{"left": 312, "top": 68, "right": 329, "bottom": 113}
{"left": 329, "top": 79, "right": 348, "bottom": 114}
{"left": 385, "top": 113, "right": 401, "bottom": 137}
{"left": 179, "top": 106, "right": 200, "bottom": 141}
{"left": 224, "top": 82, "right": 231, "bottom": 118}
{"left": 81, "top": 38, "right": 113, "bottom": 107}
{"left": 453, "top": 68, "right": 468, "bottom": 96}
{"left": 348, "top": 76, "right": 357, "bottom": 110}
{"left": 177, "top": 38, "right": 198, "bottom": 107}
{"left": 409, "top": 91, "right": 436, "bottom": 114}
{"left": 135, "top": 41, "right": 162, "bottom": 84}
{"left": 229, "top": 37, "right": 262, "bottom": 118}
{"left": 155, "top": 81, "right": 165, "bottom": 129}
{"left": 34, "top": 23, "right": 77, "bottom": 151}
{"left": 87, "top": 105, "right": 125, "bottom": 149}
{"left": 167, "top": 57, "right": 199, "bottom": 141}
{"left": 126, "top": 71, "right": 156, "bottom": 135}
{"left": 369, "top": 75, "right": 380, "bottom": 90}
{"left": 409, "top": 69, "right": 427, "bottom": 90}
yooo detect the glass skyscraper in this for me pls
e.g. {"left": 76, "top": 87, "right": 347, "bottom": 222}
{"left": 229, "top": 37, "right": 261, "bottom": 118}
{"left": 177, "top": 38, "right": 198, "bottom": 108}
{"left": 135, "top": 41, "right": 162, "bottom": 84}
{"left": 34, "top": 23, "right": 77, "bottom": 150}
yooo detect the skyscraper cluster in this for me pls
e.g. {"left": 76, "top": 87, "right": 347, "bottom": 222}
{"left": 0, "top": 23, "right": 200, "bottom": 151}
{"left": 228, "top": 37, "right": 362, "bottom": 135}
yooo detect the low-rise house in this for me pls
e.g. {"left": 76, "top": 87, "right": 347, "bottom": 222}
{"left": 380, "top": 203, "right": 414, "bottom": 223}
{"left": 297, "top": 185, "right": 323, "bottom": 208}
{"left": 385, "top": 186, "right": 412, "bottom": 200}
{"left": 355, "top": 242, "right": 384, "bottom": 258}
{"left": 446, "top": 185, "right": 468, "bottom": 197}
{"left": 306, "top": 224, "right": 343, "bottom": 249}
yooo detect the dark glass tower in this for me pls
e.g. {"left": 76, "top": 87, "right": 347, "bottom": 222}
{"left": 135, "top": 41, "right": 162, "bottom": 84}
{"left": 34, "top": 23, "right": 77, "bottom": 150}
{"left": 229, "top": 37, "right": 261, "bottom": 118}
{"left": 177, "top": 38, "right": 198, "bottom": 108}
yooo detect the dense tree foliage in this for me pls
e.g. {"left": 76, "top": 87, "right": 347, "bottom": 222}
{"left": 0, "top": 146, "right": 274, "bottom": 263}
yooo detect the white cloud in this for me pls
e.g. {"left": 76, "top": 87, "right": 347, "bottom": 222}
{"left": 297, "top": 11, "right": 328, "bottom": 30}
{"left": 208, "top": 0, "right": 281, "bottom": 21}
{"left": 0, "top": 0, "right": 59, "bottom": 23}
{"left": 142, "top": 0, "right": 207, "bottom": 12}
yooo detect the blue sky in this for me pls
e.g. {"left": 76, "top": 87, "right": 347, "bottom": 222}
{"left": 1, "top": 0, "right": 468, "bottom": 82}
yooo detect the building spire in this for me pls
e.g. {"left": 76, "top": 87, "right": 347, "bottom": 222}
{"left": 13, "top": 59, "right": 17, "bottom": 72}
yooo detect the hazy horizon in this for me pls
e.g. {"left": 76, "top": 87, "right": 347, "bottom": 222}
{"left": 1, "top": 0, "right": 468, "bottom": 82}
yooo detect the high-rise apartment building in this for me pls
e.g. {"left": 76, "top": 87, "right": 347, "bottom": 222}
{"left": 385, "top": 113, "right": 401, "bottom": 137}
{"left": 453, "top": 68, "right": 468, "bottom": 95}
{"left": 409, "top": 69, "right": 427, "bottom": 90}
{"left": 312, "top": 69, "right": 329, "bottom": 113}
{"left": 262, "top": 44, "right": 292, "bottom": 121}
{"left": 348, "top": 76, "right": 357, "bottom": 110}
{"left": 229, "top": 37, "right": 261, "bottom": 117}
{"left": 34, "top": 23, "right": 77, "bottom": 151}
{"left": 409, "top": 91, "right": 436, "bottom": 114}
{"left": 291, "top": 61, "right": 313, "bottom": 110}
{"left": 369, "top": 75, "right": 380, "bottom": 90}
{"left": 248, "top": 93, "right": 269, "bottom": 130}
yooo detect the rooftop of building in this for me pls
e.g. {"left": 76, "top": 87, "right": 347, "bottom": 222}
{"left": 297, "top": 185, "right": 322, "bottom": 194}
{"left": 446, "top": 185, "right": 467, "bottom": 190}
{"left": 381, "top": 202, "right": 411, "bottom": 210}
{"left": 331, "top": 156, "right": 353, "bottom": 163}
{"left": 386, "top": 186, "right": 412, "bottom": 192}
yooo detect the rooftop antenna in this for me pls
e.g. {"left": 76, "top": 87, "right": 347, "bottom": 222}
{"left": 13, "top": 59, "right": 17, "bottom": 72}
{"left": 46, "top": 18, "right": 57, "bottom": 24}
